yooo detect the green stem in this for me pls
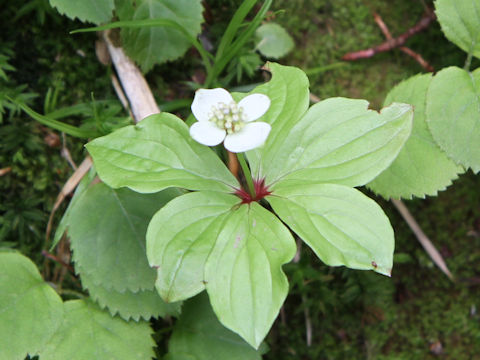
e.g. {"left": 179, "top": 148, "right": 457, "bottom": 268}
{"left": 9, "top": 97, "right": 99, "bottom": 139}
{"left": 464, "top": 50, "right": 473, "bottom": 71}
{"left": 304, "top": 62, "right": 349, "bottom": 76}
{"left": 214, "top": 0, "right": 258, "bottom": 64}
{"left": 237, "top": 152, "right": 256, "bottom": 198}
{"left": 205, "top": 0, "right": 271, "bottom": 87}
{"left": 58, "top": 289, "right": 87, "bottom": 299}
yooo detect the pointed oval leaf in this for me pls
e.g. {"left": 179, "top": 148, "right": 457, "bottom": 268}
{"left": 120, "top": 0, "right": 204, "bottom": 72}
{"left": 49, "top": 0, "right": 114, "bottom": 24}
{"left": 205, "top": 202, "right": 296, "bottom": 349}
{"left": 426, "top": 66, "right": 480, "bottom": 173}
{"left": 80, "top": 268, "right": 181, "bottom": 322}
{"left": 368, "top": 73, "right": 463, "bottom": 199}
{"left": 0, "top": 252, "right": 63, "bottom": 360}
{"left": 68, "top": 183, "right": 180, "bottom": 292}
{"left": 147, "top": 191, "right": 239, "bottom": 302}
{"left": 268, "top": 183, "right": 394, "bottom": 276}
{"left": 263, "top": 98, "right": 413, "bottom": 188}
{"left": 435, "top": 0, "right": 480, "bottom": 59}
{"left": 86, "top": 113, "right": 239, "bottom": 193}
{"left": 165, "top": 293, "right": 265, "bottom": 360}
{"left": 240, "top": 63, "right": 310, "bottom": 178}
{"left": 38, "top": 300, "right": 155, "bottom": 360}
{"left": 255, "top": 23, "right": 294, "bottom": 59}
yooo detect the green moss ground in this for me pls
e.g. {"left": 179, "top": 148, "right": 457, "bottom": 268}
{"left": 265, "top": 1, "right": 480, "bottom": 358}
{"left": 1, "top": 0, "right": 480, "bottom": 358}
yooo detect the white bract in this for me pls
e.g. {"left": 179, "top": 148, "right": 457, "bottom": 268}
{"left": 189, "top": 88, "right": 271, "bottom": 153}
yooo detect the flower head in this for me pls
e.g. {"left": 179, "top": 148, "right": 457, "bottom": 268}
{"left": 189, "top": 88, "right": 271, "bottom": 153}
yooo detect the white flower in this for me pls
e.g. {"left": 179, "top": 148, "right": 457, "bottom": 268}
{"left": 189, "top": 88, "right": 271, "bottom": 153}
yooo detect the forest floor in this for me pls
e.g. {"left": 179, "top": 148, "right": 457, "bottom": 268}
{"left": 1, "top": 0, "right": 480, "bottom": 359}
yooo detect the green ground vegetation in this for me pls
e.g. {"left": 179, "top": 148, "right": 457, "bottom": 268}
{"left": 1, "top": 0, "right": 479, "bottom": 359}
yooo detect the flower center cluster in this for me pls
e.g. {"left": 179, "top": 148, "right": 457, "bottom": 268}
{"left": 209, "top": 101, "right": 247, "bottom": 134}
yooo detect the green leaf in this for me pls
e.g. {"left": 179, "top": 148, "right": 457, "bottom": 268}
{"left": 86, "top": 113, "right": 239, "bottom": 193}
{"left": 0, "top": 252, "right": 63, "bottom": 360}
{"left": 165, "top": 293, "right": 265, "bottom": 360}
{"left": 67, "top": 182, "right": 180, "bottom": 292}
{"left": 243, "top": 62, "right": 310, "bottom": 177}
{"left": 268, "top": 183, "right": 394, "bottom": 276}
{"left": 435, "top": 0, "right": 480, "bottom": 59}
{"left": 204, "top": 202, "right": 296, "bottom": 349}
{"left": 255, "top": 23, "right": 294, "bottom": 59}
{"left": 49, "top": 0, "right": 114, "bottom": 24}
{"left": 53, "top": 165, "right": 96, "bottom": 249}
{"left": 147, "top": 192, "right": 295, "bottom": 348}
{"left": 10, "top": 98, "right": 99, "bottom": 138}
{"left": 262, "top": 98, "right": 413, "bottom": 188}
{"left": 147, "top": 191, "right": 239, "bottom": 302}
{"left": 368, "top": 74, "right": 463, "bottom": 199}
{"left": 38, "top": 300, "right": 155, "bottom": 360}
{"left": 119, "top": 0, "right": 204, "bottom": 72}
{"left": 426, "top": 66, "right": 480, "bottom": 173}
{"left": 80, "top": 268, "right": 181, "bottom": 321}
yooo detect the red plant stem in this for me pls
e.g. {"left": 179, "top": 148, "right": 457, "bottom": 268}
{"left": 342, "top": 12, "right": 436, "bottom": 62}
{"left": 372, "top": 12, "right": 434, "bottom": 72}
{"left": 42, "top": 250, "right": 75, "bottom": 273}
{"left": 227, "top": 150, "right": 239, "bottom": 178}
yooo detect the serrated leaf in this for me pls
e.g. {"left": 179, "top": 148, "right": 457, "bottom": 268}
{"left": 53, "top": 165, "right": 96, "bottom": 248}
{"left": 435, "top": 0, "right": 480, "bottom": 59}
{"left": 80, "top": 267, "right": 181, "bottom": 321}
{"left": 204, "top": 202, "right": 296, "bottom": 349}
{"left": 38, "top": 300, "right": 155, "bottom": 360}
{"left": 165, "top": 293, "right": 265, "bottom": 360}
{"left": 120, "top": 0, "right": 204, "bottom": 72}
{"left": 368, "top": 74, "right": 463, "bottom": 199}
{"left": 147, "top": 191, "right": 239, "bottom": 302}
{"left": 426, "top": 66, "right": 480, "bottom": 173}
{"left": 268, "top": 183, "right": 394, "bottom": 276}
{"left": 0, "top": 252, "right": 63, "bottom": 360}
{"left": 68, "top": 182, "right": 180, "bottom": 292}
{"left": 261, "top": 98, "right": 413, "bottom": 188}
{"left": 255, "top": 23, "right": 294, "bottom": 59}
{"left": 242, "top": 63, "right": 310, "bottom": 177}
{"left": 86, "top": 113, "right": 239, "bottom": 193}
{"left": 49, "top": 0, "right": 114, "bottom": 24}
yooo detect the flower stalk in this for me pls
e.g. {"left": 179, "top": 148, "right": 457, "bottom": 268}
{"left": 236, "top": 152, "right": 256, "bottom": 198}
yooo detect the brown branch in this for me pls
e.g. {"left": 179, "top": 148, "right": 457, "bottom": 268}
{"left": 0, "top": 167, "right": 12, "bottom": 176}
{"left": 101, "top": 30, "right": 160, "bottom": 123}
{"left": 42, "top": 250, "right": 75, "bottom": 273}
{"left": 342, "top": 11, "right": 436, "bottom": 71}
{"left": 372, "top": 12, "right": 434, "bottom": 72}
{"left": 398, "top": 47, "right": 434, "bottom": 72}
{"left": 392, "top": 199, "right": 453, "bottom": 280}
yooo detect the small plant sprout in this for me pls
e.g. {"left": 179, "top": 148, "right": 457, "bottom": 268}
{"left": 189, "top": 88, "right": 271, "bottom": 153}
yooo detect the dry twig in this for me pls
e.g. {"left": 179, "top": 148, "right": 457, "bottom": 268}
{"left": 45, "top": 156, "right": 93, "bottom": 244}
{"left": 392, "top": 199, "right": 453, "bottom": 280}
{"left": 101, "top": 30, "right": 160, "bottom": 123}
{"left": 342, "top": 11, "right": 436, "bottom": 72}
{"left": 0, "top": 167, "right": 12, "bottom": 176}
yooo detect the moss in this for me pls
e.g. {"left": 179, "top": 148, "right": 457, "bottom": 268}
{"left": 264, "top": 1, "right": 480, "bottom": 359}
{"left": 3, "top": 0, "right": 480, "bottom": 358}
